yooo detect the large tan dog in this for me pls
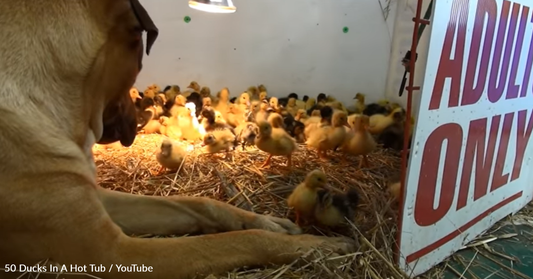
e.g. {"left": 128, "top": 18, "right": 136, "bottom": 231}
{"left": 0, "top": 0, "right": 355, "bottom": 278}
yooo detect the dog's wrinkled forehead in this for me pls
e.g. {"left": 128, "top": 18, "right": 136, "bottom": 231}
{"left": 129, "top": 0, "right": 159, "bottom": 55}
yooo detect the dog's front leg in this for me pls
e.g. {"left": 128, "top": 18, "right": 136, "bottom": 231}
{"left": 97, "top": 187, "right": 301, "bottom": 236}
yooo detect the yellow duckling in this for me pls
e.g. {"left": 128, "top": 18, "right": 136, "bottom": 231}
{"left": 287, "top": 169, "right": 327, "bottom": 225}
{"left": 294, "top": 109, "right": 308, "bottom": 122}
{"left": 226, "top": 104, "right": 247, "bottom": 128}
{"left": 201, "top": 130, "right": 236, "bottom": 156}
{"left": 305, "top": 98, "right": 316, "bottom": 111}
{"left": 255, "top": 99, "right": 272, "bottom": 124}
{"left": 267, "top": 112, "right": 285, "bottom": 129}
{"left": 214, "top": 87, "right": 230, "bottom": 119}
{"left": 342, "top": 114, "right": 376, "bottom": 168}
{"left": 255, "top": 121, "right": 298, "bottom": 170}
{"left": 236, "top": 92, "right": 251, "bottom": 111}
{"left": 285, "top": 98, "right": 299, "bottom": 116}
{"left": 130, "top": 87, "right": 141, "bottom": 103}
{"left": 170, "top": 95, "right": 188, "bottom": 117}
{"left": 306, "top": 110, "right": 349, "bottom": 160}
{"left": 269, "top": 97, "right": 280, "bottom": 113}
{"left": 368, "top": 107, "right": 406, "bottom": 135}
{"left": 354, "top": 93, "right": 366, "bottom": 113}
{"left": 159, "top": 116, "right": 182, "bottom": 140}
{"left": 155, "top": 139, "right": 187, "bottom": 175}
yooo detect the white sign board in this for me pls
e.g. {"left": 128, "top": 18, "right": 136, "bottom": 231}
{"left": 399, "top": 0, "right": 533, "bottom": 276}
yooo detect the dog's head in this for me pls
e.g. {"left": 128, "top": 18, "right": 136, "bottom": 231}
{"left": 94, "top": 0, "right": 159, "bottom": 146}
{"left": 0, "top": 0, "right": 158, "bottom": 148}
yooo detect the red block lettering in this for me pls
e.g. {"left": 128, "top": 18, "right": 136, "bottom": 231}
{"left": 415, "top": 123, "right": 463, "bottom": 226}
{"left": 457, "top": 117, "right": 499, "bottom": 210}
{"left": 512, "top": 110, "right": 533, "bottom": 180}
{"left": 488, "top": 1, "right": 512, "bottom": 103}
{"left": 462, "top": 0, "right": 497, "bottom": 106}
{"left": 506, "top": 5, "right": 530, "bottom": 100}
{"left": 524, "top": 14, "right": 533, "bottom": 97}
{"left": 429, "top": 0, "right": 469, "bottom": 110}
{"left": 490, "top": 113, "right": 513, "bottom": 191}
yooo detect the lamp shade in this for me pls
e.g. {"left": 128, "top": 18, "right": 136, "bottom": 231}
{"left": 188, "top": 0, "right": 237, "bottom": 13}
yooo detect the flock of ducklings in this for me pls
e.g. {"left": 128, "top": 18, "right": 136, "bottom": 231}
{"left": 127, "top": 81, "right": 413, "bottom": 228}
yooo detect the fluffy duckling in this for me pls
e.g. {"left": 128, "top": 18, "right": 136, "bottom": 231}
{"left": 267, "top": 113, "right": 285, "bottom": 129}
{"left": 200, "top": 86, "right": 211, "bottom": 98}
{"left": 235, "top": 122, "right": 259, "bottom": 150}
{"left": 295, "top": 109, "right": 308, "bottom": 122}
{"left": 269, "top": 97, "right": 280, "bottom": 113}
{"left": 325, "top": 100, "right": 348, "bottom": 113}
{"left": 138, "top": 110, "right": 161, "bottom": 134}
{"left": 304, "top": 106, "right": 334, "bottom": 138}
{"left": 184, "top": 81, "right": 201, "bottom": 97}
{"left": 285, "top": 97, "right": 299, "bottom": 116}
{"left": 247, "top": 100, "right": 261, "bottom": 122}
{"left": 148, "top": 83, "right": 161, "bottom": 93}
{"left": 388, "top": 182, "right": 402, "bottom": 201}
{"left": 317, "top": 93, "right": 327, "bottom": 104}
{"left": 170, "top": 95, "right": 188, "bottom": 117}
{"left": 236, "top": 92, "right": 251, "bottom": 111}
{"left": 368, "top": 107, "right": 406, "bottom": 135}
{"left": 247, "top": 86, "right": 260, "bottom": 100}
{"left": 200, "top": 106, "right": 235, "bottom": 134}
{"left": 202, "top": 97, "right": 213, "bottom": 107}
{"left": 164, "top": 85, "right": 181, "bottom": 108}
{"left": 254, "top": 99, "right": 272, "bottom": 124}
{"left": 214, "top": 87, "right": 230, "bottom": 118}
{"left": 258, "top": 84, "right": 267, "bottom": 93}
{"left": 226, "top": 104, "right": 247, "bottom": 127}
{"left": 130, "top": 87, "right": 142, "bottom": 103}
{"left": 159, "top": 116, "right": 183, "bottom": 140}
{"left": 156, "top": 139, "right": 187, "bottom": 175}
{"left": 363, "top": 101, "right": 389, "bottom": 116}
{"left": 314, "top": 189, "right": 359, "bottom": 227}
{"left": 143, "top": 89, "right": 156, "bottom": 99}
{"left": 177, "top": 113, "right": 203, "bottom": 142}
{"left": 291, "top": 121, "right": 306, "bottom": 143}
{"left": 201, "top": 130, "right": 236, "bottom": 156}
{"left": 287, "top": 170, "right": 327, "bottom": 225}
{"left": 352, "top": 93, "right": 366, "bottom": 113}
{"left": 342, "top": 115, "right": 376, "bottom": 168}
{"left": 305, "top": 98, "right": 316, "bottom": 111}
{"left": 306, "top": 110, "right": 349, "bottom": 160}
{"left": 378, "top": 120, "right": 406, "bottom": 151}
{"left": 185, "top": 102, "right": 204, "bottom": 135}
{"left": 255, "top": 121, "right": 298, "bottom": 169}
{"left": 259, "top": 91, "right": 268, "bottom": 101}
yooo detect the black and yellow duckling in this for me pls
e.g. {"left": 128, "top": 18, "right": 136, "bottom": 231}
{"left": 314, "top": 188, "right": 359, "bottom": 227}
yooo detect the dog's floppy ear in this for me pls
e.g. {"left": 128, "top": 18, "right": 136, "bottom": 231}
{"left": 98, "top": 94, "right": 138, "bottom": 147}
{"left": 129, "top": 0, "right": 158, "bottom": 55}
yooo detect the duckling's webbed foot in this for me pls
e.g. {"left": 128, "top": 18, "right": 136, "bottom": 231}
{"left": 259, "top": 154, "right": 273, "bottom": 168}
{"left": 153, "top": 166, "right": 165, "bottom": 176}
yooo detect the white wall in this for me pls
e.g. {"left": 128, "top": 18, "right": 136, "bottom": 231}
{"left": 136, "top": 0, "right": 398, "bottom": 105}
{"left": 384, "top": 0, "right": 433, "bottom": 112}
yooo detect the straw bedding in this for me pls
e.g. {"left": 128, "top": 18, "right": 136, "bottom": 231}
{"left": 94, "top": 133, "right": 407, "bottom": 278}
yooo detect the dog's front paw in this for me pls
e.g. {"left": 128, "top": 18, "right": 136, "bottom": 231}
{"left": 296, "top": 235, "right": 357, "bottom": 255}
{"left": 246, "top": 214, "right": 302, "bottom": 235}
